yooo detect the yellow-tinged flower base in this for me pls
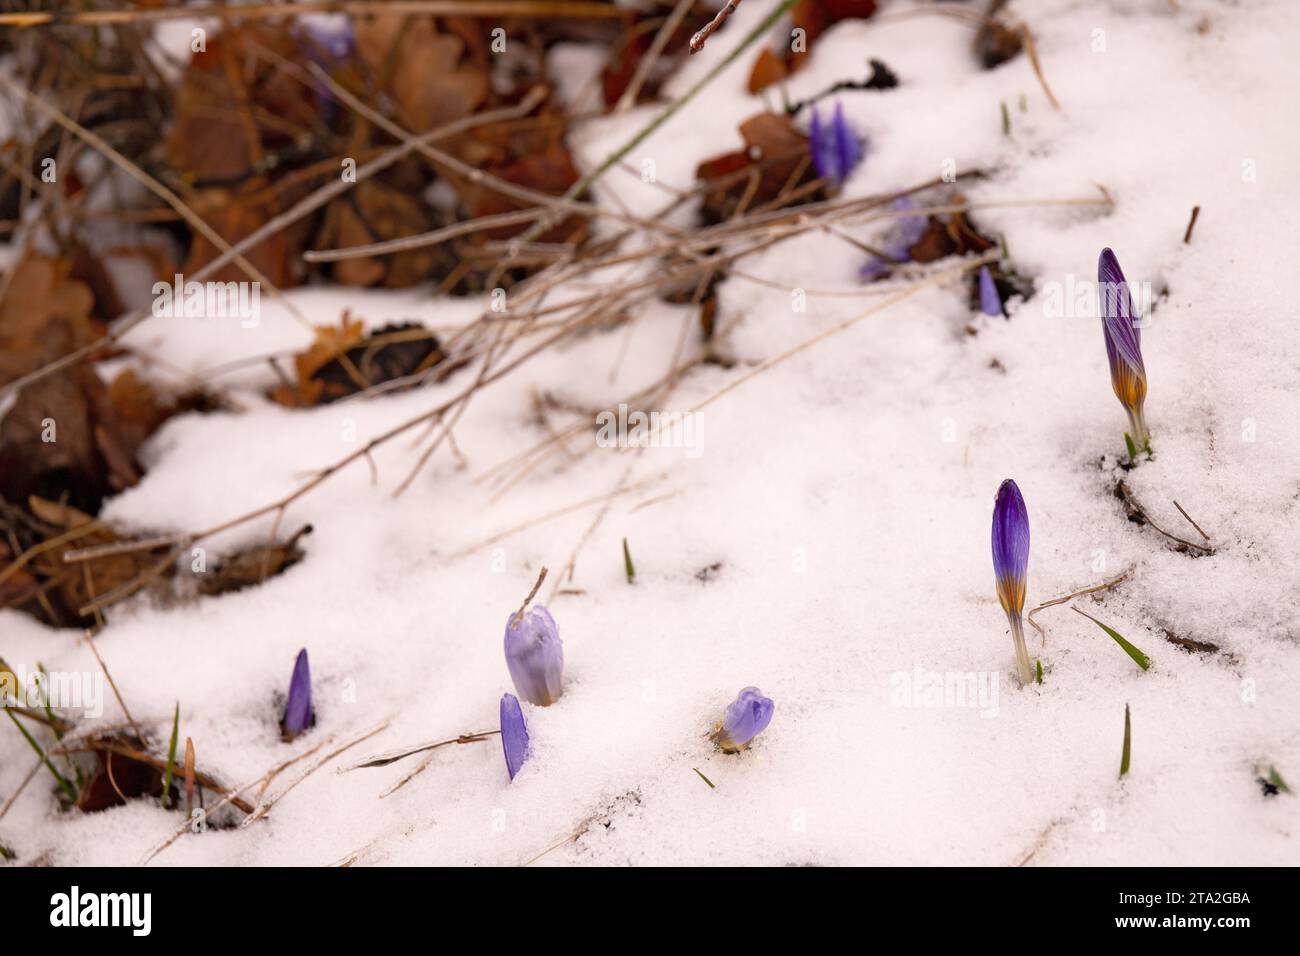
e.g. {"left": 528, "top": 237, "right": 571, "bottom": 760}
{"left": 1111, "top": 366, "right": 1147, "bottom": 414}
{"left": 711, "top": 724, "right": 749, "bottom": 754}
{"left": 1112, "top": 368, "right": 1150, "bottom": 450}
{"left": 995, "top": 573, "right": 1026, "bottom": 617}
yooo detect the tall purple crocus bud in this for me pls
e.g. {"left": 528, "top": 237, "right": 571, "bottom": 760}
{"left": 978, "top": 266, "right": 1003, "bottom": 316}
{"left": 281, "top": 648, "right": 314, "bottom": 741}
{"left": 500, "top": 693, "right": 530, "bottom": 781}
{"left": 1097, "top": 248, "right": 1149, "bottom": 452}
{"left": 809, "top": 102, "right": 863, "bottom": 188}
{"left": 991, "top": 480, "right": 1032, "bottom": 686}
{"left": 712, "top": 686, "right": 775, "bottom": 753}
{"left": 503, "top": 569, "right": 563, "bottom": 706}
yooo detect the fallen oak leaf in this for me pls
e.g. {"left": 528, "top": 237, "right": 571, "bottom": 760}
{"left": 314, "top": 180, "right": 439, "bottom": 288}
{"left": 748, "top": 0, "right": 879, "bottom": 93}
{"left": 695, "top": 112, "right": 820, "bottom": 223}
{"left": 182, "top": 186, "right": 306, "bottom": 289}
{"left": 906, "top": 204, "right": 997, "bottom": 264}
{"left": 77, "top": 746, "right": 166, "bottom": 813}
{"left": 0, "top": 253, "right": 101, "bottom": 382}
{"left": 747, "top": 48, "right": 789, "bottom": 94}
{"left": 165, "top": 24, "right": 322, "bottom": 185}
{"left": 273, "top": 313, "right": 367, "bottom": 408}
{"left": 0, "top": 497, "right": 170, "bottom": 627}
{"left": 355, "top": 14, "right": 488, "bottom": 133}
{"left": 271, "top": 315, "right": 449, "bottom": 407}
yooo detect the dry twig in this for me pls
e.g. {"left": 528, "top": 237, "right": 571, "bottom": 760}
{"left": 1027, "top": 569, "right": 1133, "bottom": 641}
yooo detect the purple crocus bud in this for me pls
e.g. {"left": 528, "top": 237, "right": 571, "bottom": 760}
{"left": 860, "top": 195, "right": 927, "bottom": 280}
{"left": 895, "top": 194, "right": 927, "bottom": 248}
{"left": 712, "top": 686, "right": 775, "bottom": 753}
{"left": 500, "top": 693, "right": 530, "bottom": 781}
{"left": 295, "top": 15, "right": 354, "bottom": 123}
{"left": 281, "top": 648, "right": 314, "bottom": 741}
{"left": 991, "top": 480, "right": 1032, "bottom": 686}
{"left": 504, "top": 605, "right": 564, "bottom": 706}
{"left": 809, "top": 102, "right": 863, "bottom": 188}
{"left": 978, "top": 266, "right": 1003, "bottom": 316}
{"left": 298, "top": 13, "right": 354, "bottom": 60}
{"left": 1097, "top": 248, "right": 1149, "bottom": 452}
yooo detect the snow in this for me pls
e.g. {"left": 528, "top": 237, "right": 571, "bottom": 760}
{"left": 3, "top": 0, "right": 1299, "bottom": 866}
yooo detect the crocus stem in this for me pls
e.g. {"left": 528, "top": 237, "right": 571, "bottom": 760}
{"left": 1126, "top": 408, "right": 1150, "bottom": 453}
{"left": 1008, "top": 612, "right": 1032, "bottom": 687}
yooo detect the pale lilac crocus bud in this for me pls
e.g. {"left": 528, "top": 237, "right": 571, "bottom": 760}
{"left": 504, "top": 598, "right": 564, "bottom": 706}
{"left": 1097, "top": 248, "right": 1149, "bottom": 452}
{"left": 860, "top": 194, "right": 927, "bottom": 280}
{"left": 978, "top": 265, "right": 1003, "bottom": 316}
{"left": 281, "top": 648, "right": 314, "bottom": 741}
{"left": 500, "top": 693, "right": 530, "bottom": 781}
{"left": 712, "top": 686, "right": 775, "bottom": 753}
{"left": 991, "top": 480, "right": 1032, "bottom": 686}
{"left": 295, "top": 15, "right": 354, "bottom": 122}
{"left": 300, "top": 14, "right": 354, "bottom": 59}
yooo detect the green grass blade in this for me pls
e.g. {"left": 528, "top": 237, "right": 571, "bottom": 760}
{"left": 36, "top": 662, "right": 58, "bottom": 729}
{"left": 693, "top": 767, "right": 716, "bottom": 789}
{"left": 1120, "top": 703, "right": 1131, "bottom": 778}
{"left": 1072, "top": 606, "right": 1151, "bottom": 670}
{"left": 1035, "top": 659, "right": 1043, "bottom": 685}
{"left": 1124, "top": 432, "right": 1139, "bottom": 462}
{"left": 622, "top": 537, "right": 635, "bottom": 584}
{"left": 37, "top": 661, "right": 81, "bottom": 787}
{"left": 5, "top": 708, "right": 77, "bottom": 804}
{"left": 1267, "top": 765, "right": 1292, "bottom": 795}
{"left": 161, "top": 701, "right": 180, "bottom": 809}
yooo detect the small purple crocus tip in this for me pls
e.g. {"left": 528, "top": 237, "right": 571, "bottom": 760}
{"left": 281, "top": 648, "right": 314, "bottom": 741}
{"left": 978, "top": 266, "right": 1003, "bottom": 316}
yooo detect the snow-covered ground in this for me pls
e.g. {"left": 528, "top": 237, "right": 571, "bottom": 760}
{"left": 3, "top": 0, "right": 1299, "bottom": 866}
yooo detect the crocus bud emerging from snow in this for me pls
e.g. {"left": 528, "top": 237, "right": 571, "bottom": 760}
{"left": 978, "top": 265, "right": 1003, "bottom": 317}
{"left": 809, "top": 102, "right": 863, "bottom": 188}
{"left": 991, "top": 480, "right": 1032, "bottom": 686}
{"left": 860, "top": 195, "right": 928, "bottom": 280}
{"left": 1097, "top": 248, "right": 1149, "bottom": 452}
{"left": 281, "top": 648, "right": 314, "bottom": 741}
{"left": 504, "top": 605, "right": 564, "bottom": 706}
{"left": 713, "top": 686, "right": 775, "bottom": 753}
{"left": 500, "top": 693, "right": 530, "bottom": 781}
